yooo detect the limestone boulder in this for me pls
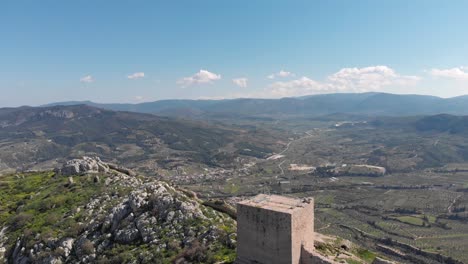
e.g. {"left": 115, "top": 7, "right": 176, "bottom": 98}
{"left": 55, "top": 156, "right": 110, "bottom": 176}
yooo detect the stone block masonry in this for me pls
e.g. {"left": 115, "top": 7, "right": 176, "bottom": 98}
{"left": 236, "top": 194, "right": 314, "bottom": 264}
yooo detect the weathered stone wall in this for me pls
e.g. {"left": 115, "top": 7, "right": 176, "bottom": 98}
{"left": 236, "top": 195, "right": 314, "bottom": 264}
{"left": 300, "top": 247, "right": 338, "bottom": 264}
{"left": 292, "top": 199, "right": 314, "bottom": 263}
{"left": 236, "top": 204, "right": 292, "bottom": 264}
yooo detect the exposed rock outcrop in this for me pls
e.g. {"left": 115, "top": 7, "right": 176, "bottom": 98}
{"left": 7, "top": 161, "right": 236, "bottom": 263}
{"left": 0, "top": 227, "right": 7, "bottom": 262}
{"left": 58, "top": 238, "right": 74, "bottom": 258}
{"left": 55, "top": 156, "right": 110, "bottom": 176}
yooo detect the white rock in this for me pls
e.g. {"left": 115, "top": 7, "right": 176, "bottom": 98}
{"left": 59, "top": 238, "right": 74, "bottom": 258}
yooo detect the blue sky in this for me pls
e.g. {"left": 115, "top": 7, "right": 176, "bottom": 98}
{"left": 1, "top": 0, "right": 468, "bottom": 106}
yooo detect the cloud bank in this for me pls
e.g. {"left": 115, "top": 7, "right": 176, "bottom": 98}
{"left": 430, "top": 67, "right": 468, "bottom": 80}
{"left": 267, "top": 66, "right": 420, "bottom": 97}
{"left": 178, "top": 70, "right": 221, "bottom": 87}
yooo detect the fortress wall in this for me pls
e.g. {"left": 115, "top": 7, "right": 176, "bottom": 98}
{"left": 292, "top": 199, "right": 315, "bottom": 263}
{"left": 236, "top": 204, "right": 292, "bottom": 264}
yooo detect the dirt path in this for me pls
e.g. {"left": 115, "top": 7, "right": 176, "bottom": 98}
{"left": 274, "top": 130, "right": 317, "bottom": 177}
{"left": 277, "top": 160, "right": 286, "bottom": 176}
{"left": 448, "top": 194, "right": 462, "bottom": 214}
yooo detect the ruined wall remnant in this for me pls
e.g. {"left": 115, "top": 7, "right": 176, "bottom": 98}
{"left": 236, "top": 194, "right": 314, "bottom": 264}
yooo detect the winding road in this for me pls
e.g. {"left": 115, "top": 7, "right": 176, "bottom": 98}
{"left": 269, "top": 129, "right": 318, "bottom": 177}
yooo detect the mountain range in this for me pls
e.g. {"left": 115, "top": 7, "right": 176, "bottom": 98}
{"left": 45, "top": 92, "right": 468, "bottom": 118}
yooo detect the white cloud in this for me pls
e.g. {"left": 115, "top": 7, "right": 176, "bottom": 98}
{"left": 278, "top": 70, "right": 294, "bottom": 77}
{"left": 267, "top": 70, "right": 295, "bottom": 79}
{"left": 268, "top": 77, "right": 326, "bottom": 97}
{"left": 127, "top": 72, "right": 145, "bottom": 79}
{"left": 80, "top": 75, "right": 94, "bottom": 83}
{"left": 327, "top": 66, "right": 420, "bottom": 91}
{"left": 430, "top": 67, "right": 468, "bottom": 80}
{"left": 134, "top": 95, "right": 144, "bottom": 101}
{"left": 232, "top": 78, "right": 248, "bottom": 88}
{"left": 177, "top": 69, "right": 221, "bottom": 87}
{"left": 267, "top": 66, "right": 420, "bottom": 97}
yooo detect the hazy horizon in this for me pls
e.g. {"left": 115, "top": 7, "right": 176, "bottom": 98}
{"left": 19, "top": 91, "right": 463, "bottom": 108}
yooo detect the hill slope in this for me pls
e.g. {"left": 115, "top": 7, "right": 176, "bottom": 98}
{"left": 0, "top": 105, "right": 281, "bottom": 173}
{"left": 371, "top": 114, "right": 468, "bottom": 134}
{"left": 0, "top": 159, "right": 237, "bottom": 263}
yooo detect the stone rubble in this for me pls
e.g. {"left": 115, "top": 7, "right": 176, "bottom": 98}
{"left": 55, "top": 156, "right": 110, "bottom": 176}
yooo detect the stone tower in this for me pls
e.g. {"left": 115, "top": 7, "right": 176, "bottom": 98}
{"left": 236, "top": 194, "right": 314, "bottom": 264}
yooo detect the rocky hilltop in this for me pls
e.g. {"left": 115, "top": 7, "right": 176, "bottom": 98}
{"left": 54, "top": 156, "right": 111, "bottom": 176}
{"left": 54, "top": 156, "right": 136, "bottom": 177}
{"left": 0, "top": 157, "right": 236, "bottom": 263}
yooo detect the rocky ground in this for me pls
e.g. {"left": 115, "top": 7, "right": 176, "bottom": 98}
{"left": 0, "top": 157, "right": 236, "bottom": 264}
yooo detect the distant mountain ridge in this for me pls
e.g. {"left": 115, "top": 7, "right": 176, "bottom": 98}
{"left": 45, "top": 92, "right": 468, "bottom": 117}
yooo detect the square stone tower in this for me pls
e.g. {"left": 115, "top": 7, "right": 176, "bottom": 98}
{"left": 236, "top": 194, "right": 314, "bottom": 264}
